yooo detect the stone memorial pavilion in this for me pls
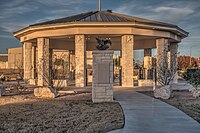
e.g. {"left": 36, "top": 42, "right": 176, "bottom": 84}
{"left": 13, "top": 10, "right": 188, "bottom": 88}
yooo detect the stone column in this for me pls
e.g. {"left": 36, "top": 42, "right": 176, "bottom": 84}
{"left": 23, "top": 42, "right": 32, "bottom": 81}
{"left": 92, "top": 50, "right": 114, "bottom": 103}
{"left": 75, "top": 35, "right": 86, "bottom": 87}
{"left": 169, "top": 43, "right": 178, "bottom": 83}
{"left": 31, "top": 46, "right": 36, "bottom": 79}
{"left": 156, "top": 38, "right": 169, "bottom": 85}
{"left": 29, "top": 46, "right": 36, "bottom": 85}
{"left": 66, "top": 50, "right": 70, "bottom": 78}
{"left": 144, "top": 48, "right": 152, "bottom": 80}
{"left": 121, "top": 35, "right": 134, "bottom": 87}
{"left": 37, "top": 38, "right": 50, "bottom": 86}
{"left": 49, "top": 49, "right": 53, "bottom": 83}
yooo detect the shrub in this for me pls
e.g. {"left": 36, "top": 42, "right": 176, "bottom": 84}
{"left": 183, "top": 69, "right": 200, "bottom": 89}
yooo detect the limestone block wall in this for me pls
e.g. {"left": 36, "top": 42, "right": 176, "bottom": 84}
{"left": 37, "top": 38, "right": 50, "bottom": 86}
{"left": 0, "top": 62, "right": 8, "bottom": 69}
{"left": 92, "top": 50, "right": 114, "bottom": 103}
{"left": 31, "top": 46, "right": 36, "bottom": 79}
{"left": 156, "top": 38, "right": 169, "bottom": 85}
{"left": 144, "top": 48, "right": 152, "bottom": 69}
{"left": 169, "top": 43, "right": 178, "bottom": 83}
{"left": 138, "top": 79, "right": 154, "bottom": 86}
{"left": 121, "top": 35, "right": 134, "bottom": 87}
{"left": 8, "top": 47, "right": 23, "bottom": 69}
{"left": 75, "top": 35, "right": 86, "bottom": 87}
{"left": 23, "top": 42, "right": 32, "bottom": 80}
{"left": 87, "top": 51, "right": 93, "bottom": 83}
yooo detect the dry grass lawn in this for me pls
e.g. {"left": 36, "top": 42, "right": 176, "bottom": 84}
{"left": 0, "top": 93, "right": 124, "bottom": 133}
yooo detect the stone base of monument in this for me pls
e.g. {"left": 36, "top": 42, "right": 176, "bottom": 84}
{"left": 92, "top": 50, "right": 114, "bottom": 103}
{"left": 34, "top": 87, "right": 58, "bottom": 98}
{"left": 154, "top": 85, "right": 171, "bottom": 99}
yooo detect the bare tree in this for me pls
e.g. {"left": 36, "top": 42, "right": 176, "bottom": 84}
{"left": 37, "top": 50, "right": 69, "bottom": 93}
{"left": 156, "top": 45, "right": 177, "bottom": 86}
{"left": 154, "top": 43, "right": 178, "bottom": 99}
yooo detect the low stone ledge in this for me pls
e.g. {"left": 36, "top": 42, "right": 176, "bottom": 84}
{"left": 29, "top": 79, "right": 36, "bottom": 85}
{"left": 138, "top": 79, "right": 153, "bottom": 86}
{"left": 53, "top": 80, "right": 68, "bottom": 87}
{"left": 34, "top": 87, "right": 57, "bottom": 98}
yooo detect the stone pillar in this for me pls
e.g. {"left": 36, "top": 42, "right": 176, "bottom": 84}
{"left": 31, "top": 46, "right": 36, "bottom": 79}
{"left": 37, "top": 38, "right": 50, "bottom": 86}
{"left": 169, "top": 43, "right": 178, "bottom": 83}
{"left": 75, "top": 35, "right": 86, "bottom": 87}
{"left": 92, "top": 50, "right": 114, "bottom": 103}
{"left": 29, "top": 46, "right": 37, "bottom": 85}
{"left": 156, "top": 38, "right": 169, "bottom": 85}
{"left": 144, "top": 48, "right": 152, "bottom": 80}
{"left": 121, "top": 35, "right": 134, "bottom": 87}
{"left": 66, "top": 50, "right": 70, "bottom": 78}
{"left": 49, "top": 49, "right": 53, "bottom": 83}
{"left": 23, "top": 42, "right": 32, "bottom": 81}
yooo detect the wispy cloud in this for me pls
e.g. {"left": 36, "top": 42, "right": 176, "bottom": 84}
{"left": 0, "top": 35, "right": 13, "bottom": 39}
{"left": 114, "top": 0, "right": 199, "bottom": 24}
{"left": 35, "top": 0, "right": 96, "bottom": 6}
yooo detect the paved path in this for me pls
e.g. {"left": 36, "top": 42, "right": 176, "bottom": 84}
{"left": 109, "top": 88, "right": 200, "bottom": 133}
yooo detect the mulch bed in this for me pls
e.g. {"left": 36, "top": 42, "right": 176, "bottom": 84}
{"left": 139, "top": 90, "right": 200, "bottom": 123}
{"left": 0, "top": 93, "right": 124, "bottom": 133}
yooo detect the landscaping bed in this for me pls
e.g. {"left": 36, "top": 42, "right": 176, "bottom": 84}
{"left": 0, "top": 93, "right": 124, "bottom": 132}
{"left": 139, "top": 90, "right": 200, "bottom": 123}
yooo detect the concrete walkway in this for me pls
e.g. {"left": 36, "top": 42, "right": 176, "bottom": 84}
{"left": 109, "top": 88, "right": 200, "bottom": 133}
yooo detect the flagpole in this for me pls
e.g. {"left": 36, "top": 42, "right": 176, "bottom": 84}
{"left": 98, "top": 0, "right": 101, "bottom": 12}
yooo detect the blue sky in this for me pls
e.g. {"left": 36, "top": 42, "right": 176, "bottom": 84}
{"left": 0, "top": 0, "right": 200, "bottom": 58}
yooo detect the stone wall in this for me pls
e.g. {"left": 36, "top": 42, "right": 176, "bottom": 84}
{"left": 121, "top": 35, "right": 134, "bottom": 87}
{"left": 8, "top": 47, "right": 23, "bottom": 69}
{"left": 23, "top": 43, "right": 32, "bottom": 80}
{"left": 138, "top": 79, "right": 154, "bottom": 86}
{"left": 92, "top": 50, "right": 114, "bottom": 103}
{"left": 0, "top": 62, "right": 8, "bottom": 69}
{"left": 75, "top": 35, "right": 86, "bottom": 87}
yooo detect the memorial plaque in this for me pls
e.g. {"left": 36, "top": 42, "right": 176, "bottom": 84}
{"left": 97, "top": 62, "right": 110, "bottom": 84}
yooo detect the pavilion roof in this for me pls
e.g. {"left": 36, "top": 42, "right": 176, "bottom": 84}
{"left": 14, "top": 10, "right": 188, "bottom": 38}
{"left": 30, "top": 10, "right": 177, "bottom": 28}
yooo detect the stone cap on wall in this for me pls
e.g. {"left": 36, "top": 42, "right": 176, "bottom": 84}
{"left": 92, "top": 50, "right": 114, "bottom": 54}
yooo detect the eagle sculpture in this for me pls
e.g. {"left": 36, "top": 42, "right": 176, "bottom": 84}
{"left": 96, "top": 38, "right": 112, "bottom": 50}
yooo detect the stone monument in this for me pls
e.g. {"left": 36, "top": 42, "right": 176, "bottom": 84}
{"left": 92, "top": 38, "right": 114, "bottom": 103}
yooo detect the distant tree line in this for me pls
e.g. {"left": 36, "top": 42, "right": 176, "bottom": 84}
{"left": 178, "top": 56, "right": 199, "bottom": 71}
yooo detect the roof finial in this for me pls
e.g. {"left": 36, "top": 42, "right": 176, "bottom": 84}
{"left": 98, "top": 0, "right": 101, "bottom": 12}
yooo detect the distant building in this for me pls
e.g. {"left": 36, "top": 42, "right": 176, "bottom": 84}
{"left": 0, "top": 54, "right": 8, "bottom": 69}
{"left": 8, "top": 47, "right": 23, "bottom": 69}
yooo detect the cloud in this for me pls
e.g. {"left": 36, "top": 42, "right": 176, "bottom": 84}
{"left": 35, "top": 0, "right": 93, "bottom": 6}
{"left": 0, "top": 0, "right": 26, "bottom": 8}
{"left": 0, "top": 35, "right": 13, "bottom": 39}
{"left": 114, "top": 0, "right": 199, "bottom": 24}
{"left": 150, "top": 6, "right": 194, "bottom": 23}
{"left": 0, "top": 22, "right": 32, "bottom": 32}
{"left": 0, "top": 3, "right": 39, "bottom": 19}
